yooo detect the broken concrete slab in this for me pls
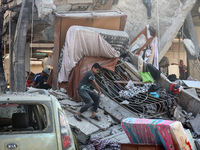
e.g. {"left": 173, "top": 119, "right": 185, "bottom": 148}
{"left": 111, "top": 0, "right": 196, "bottom": 61}
{"left": 91, "top": 124, "right": 124, "bottom": 139}
{"left": 42, "top": 27, "right": 55, "bottom": 42}
{"left": 101, "top": 131, "right": 129, "bottom": 144}
{"left": 121, "top": 59, "right": 142, "bottom": 81}
{"left": 64, "top": 110, "right": 99, "bottom": 135}
{"left": 35, "top": 0, "right": 56, "bottom": 19}
{"left": 194, "top": 139, "right": 200, "bottom": 150}
{"left": 71, "top": 125, "right": 90, "bottom": 145}
{"left": 185, "top": 88, "right": 199, "bottom": 98}
{"left": 100, "top": 96, "right": 138, "bottom": 122}
{"left": 68, "top": 0, "right": 93, "bottom": 4}
{"left": 59, "top": 99, "right": 84, "bottom": 107}
{"left": 185, "top": 12, "right": 200, "bottom": 58}
{"left": 55, "top": 4, "right": 72, "bottom": 12}
{"left": 183, "top": 39, "right": 196, "bottom": 57}
{"left": 189, "top": 113, "right": 200, "bottom": 135}
{"left": 178, "top": 89, "right": 200, "bottom": 115}
{"left": 82, "top": 108, "right": 116, "bottom": 130}
{"left": 65, "top": 105, "right": 115, "bottom": 130}
{"left": 158, "top": 0, "right": 196, "bottom": 61}
{"left": 183, "top": 80, "right": 200, "bottom": 89}
{"left": 49, "top": 90, "right": 70, "bottom": 100}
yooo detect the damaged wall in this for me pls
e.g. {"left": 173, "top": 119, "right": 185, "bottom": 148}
{"left": 111, "top": 0, "right": 196, "bottom": 61}
{"left": 187, "top": 58, "right": 200, "bottom": 80}
{"left": 187, "top": 26, "right": 200, "bottom": 80}
{"left": 35, "top": 0, "right": 56, "bottom": 19}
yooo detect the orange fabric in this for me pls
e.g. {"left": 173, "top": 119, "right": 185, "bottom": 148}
{"left": 64, "top": 57, "right": 119, "bottom": 102}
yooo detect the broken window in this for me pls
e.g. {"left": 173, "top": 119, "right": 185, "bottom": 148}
{"left": 0, "top": 102, "right": 52, "bottom": 133}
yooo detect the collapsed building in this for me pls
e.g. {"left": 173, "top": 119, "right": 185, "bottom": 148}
{"left": 1, "top": 0, "right": 200, "bottom": 149}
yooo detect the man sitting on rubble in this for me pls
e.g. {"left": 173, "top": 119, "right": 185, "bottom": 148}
{"left": 32, "top": 68, "right": 51, "bottom": 90}
{"left": 74, "top": 63, "right": 102, "bottom": 122}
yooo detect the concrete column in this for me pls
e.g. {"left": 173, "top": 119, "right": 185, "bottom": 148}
{"left": 14, "top": 0, "right": 32, "bottom": 92}
{"left": 9, "top": 12, "right": 16, "bottom": 92}
{"left": 185, "top": 13, "right": 200, "bottom": 58}
{"left": 25, "top": 43, "right": 30, "bottom": 74}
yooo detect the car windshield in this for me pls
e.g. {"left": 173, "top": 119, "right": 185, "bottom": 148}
{"left": 0, "top": 102, "right": 51, "bottom": 133}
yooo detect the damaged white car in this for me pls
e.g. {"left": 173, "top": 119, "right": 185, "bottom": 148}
{"left": 0, "top": 89, "right": 75, "bottom": 150}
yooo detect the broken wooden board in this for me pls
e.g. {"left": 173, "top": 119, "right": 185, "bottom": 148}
{"left": 121, "top": 61, "right": 142, "bottom": 80}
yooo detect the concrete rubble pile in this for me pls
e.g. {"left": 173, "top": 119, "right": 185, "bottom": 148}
{"left": 32, "top": 1, "right": 200, "bottom": 149}
{"left": 48, "top": 90, "right": 131, "bottom": 147}
{"left": 49, "top": 53, "right": 200, "bottom": 149}
{"left": 49, "top": 59, "right": 200, "bottom": 149}
{"left": 49, "top": 23, "right": 200, "bottom": 149}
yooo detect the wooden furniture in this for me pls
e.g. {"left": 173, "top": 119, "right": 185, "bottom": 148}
{"left": 121, "top": 143, "right": 164, "bottom": 150}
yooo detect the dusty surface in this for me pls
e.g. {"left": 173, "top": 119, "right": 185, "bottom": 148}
{"left": 111, "top": 0, "right": 196, "bottom": 59}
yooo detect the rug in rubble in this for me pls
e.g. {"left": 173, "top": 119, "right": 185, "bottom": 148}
{"left": 66, "top": 56, "right": 119, "bottom": 102}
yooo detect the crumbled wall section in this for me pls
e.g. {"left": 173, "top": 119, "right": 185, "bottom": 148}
{"left": 53, "top": 0, "right": 72, "bottom": 12}
{"left": 111, "top": 0, "right": 196, "bottom": 60}
{"left": 35, "top": 0, "right": 56, "bottom": 19}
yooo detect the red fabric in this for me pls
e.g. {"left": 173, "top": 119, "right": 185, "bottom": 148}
{"left": 26, "top": 80, "right": 33, "bottom": 87}
{"left": 62, "top": 57, "right": 119, "bottom": 102}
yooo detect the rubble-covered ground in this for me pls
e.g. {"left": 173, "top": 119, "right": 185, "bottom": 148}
{"left": 47, "top": 76, "right": 200, "bottom": 150}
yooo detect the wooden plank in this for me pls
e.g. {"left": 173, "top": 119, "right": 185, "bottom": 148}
{"left": 93, "top": 17, "right": 121, "bottom": 30}
{"left": 52, "top": 17, "right": 61, "bottom": 90}
{"left": 121, "top": 144, "right": 164, "bottom": 150}
{"left": 148, "top": 46, "right": 156, "bottom": 65}
{"left": 120, "top": 15, "right": 127, "bottom": 31}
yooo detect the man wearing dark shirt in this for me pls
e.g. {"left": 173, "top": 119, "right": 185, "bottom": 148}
{"left": 32, "top": 68, "right": 51, "bottom": 89}
{"left": 74, "top": 63, "right": 101, "bottom": 121}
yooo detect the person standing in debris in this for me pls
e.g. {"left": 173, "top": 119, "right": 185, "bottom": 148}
{"left": 159, "top": 56, "right": 169, "bottom": 76}
{"left": 74, "top": 63, "right": 101, "bottom": 122}
{"left": 171, "top": 60, "right": 187, "bottom": 80}
{"left": 32, "top": 68, "right": 51, "bottom": 89}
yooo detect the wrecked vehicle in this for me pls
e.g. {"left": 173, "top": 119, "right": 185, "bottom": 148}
{"left": 0, "top": 89, "right": 76, "bottom": 150}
